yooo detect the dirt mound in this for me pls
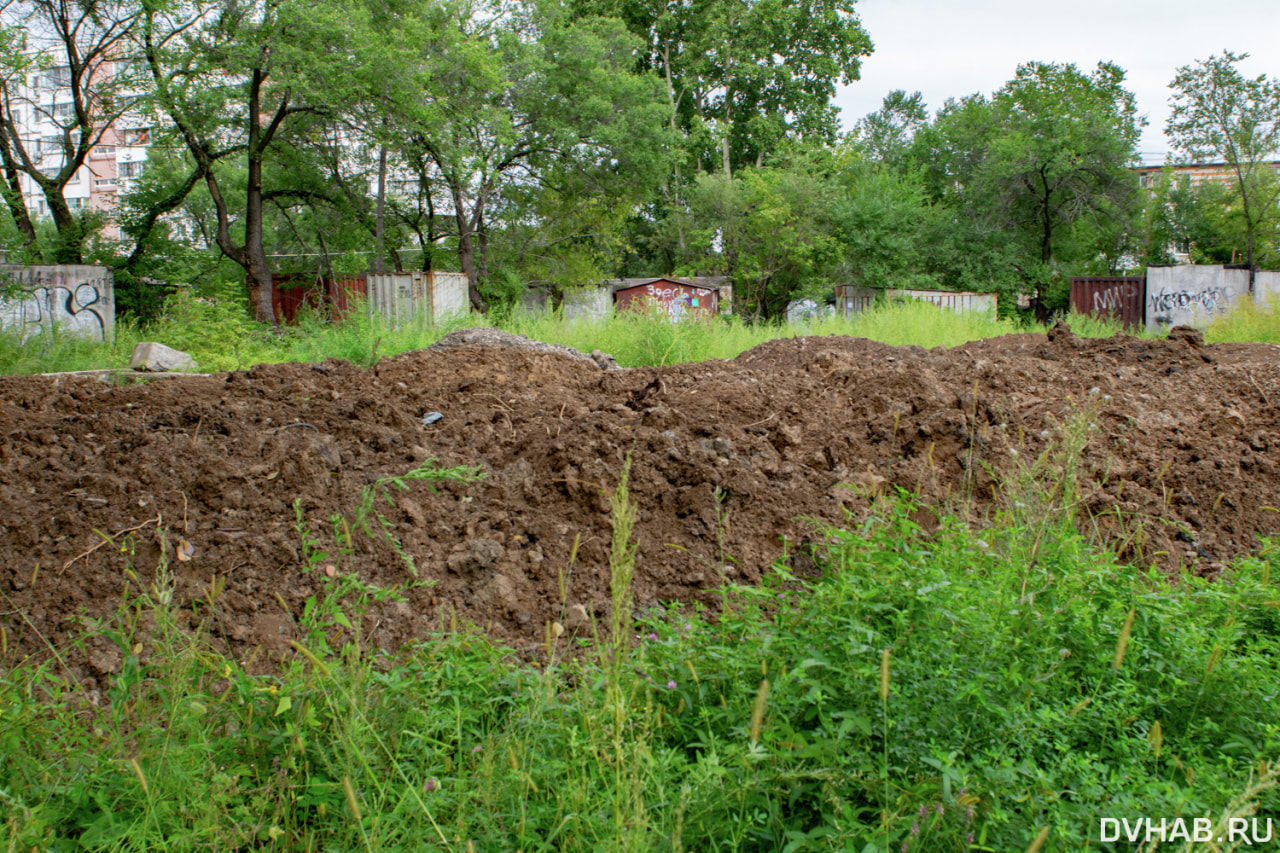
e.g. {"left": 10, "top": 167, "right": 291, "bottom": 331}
{"left": 429, "top": 327, "right": 620, "bottom": 369}
{"left": 2, "top": 330, "right": 1278, "bottom": 683}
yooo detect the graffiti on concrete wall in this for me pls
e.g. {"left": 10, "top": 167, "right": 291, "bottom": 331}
{"left": 0, "top": 266, "right": 114, "bottom": 342}
{"left": 1148, "top": 286, "right": 1230, "bottom": 316}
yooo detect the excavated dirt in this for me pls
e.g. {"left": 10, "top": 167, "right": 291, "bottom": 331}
{"left": 2, "top": 326, "right": 1279, "bottom": 685}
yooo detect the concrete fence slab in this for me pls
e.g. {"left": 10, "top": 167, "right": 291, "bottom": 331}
{"left": 0, "top": 264, "right": 114, "bottom": 342}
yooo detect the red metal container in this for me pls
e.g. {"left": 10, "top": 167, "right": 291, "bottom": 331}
{"left": 614, "top": 277, "right": 718, "bottom": 321}
{"left": 272, "top": 274, "right": 367, "bottom": 324}
{"left": 1069, "top": 276, "right": 1145, "bottom": 329}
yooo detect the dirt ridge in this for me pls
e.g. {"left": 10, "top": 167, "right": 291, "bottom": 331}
{"left": 2, "top": 329, "right": 1278, "bottom": 683}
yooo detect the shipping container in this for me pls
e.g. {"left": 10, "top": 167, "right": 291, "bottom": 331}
{"left": 272, "top": 273, "right": 367, "bottom": 325}
{"left": 365, "top": 271, "right": 469, "bottom": 326}
{"left": 1069, "top": 276, "right": 1145, "bottom": 329}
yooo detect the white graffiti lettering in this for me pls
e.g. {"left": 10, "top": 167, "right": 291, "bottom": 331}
{"left": 1147, "top": 286, "right": 1230, "bottom": 315}
{"left": 1092, "top": 285, "right": 1137, "bottom": 313}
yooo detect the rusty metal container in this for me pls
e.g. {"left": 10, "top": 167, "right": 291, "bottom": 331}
{"left": 272, "top": 274, "right": 368, "bottom": 324}
{"left": 1069, "top": 276, "right": 1145, "bottom": 329}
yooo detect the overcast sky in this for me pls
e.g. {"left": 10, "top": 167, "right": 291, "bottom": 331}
{"left": 833, "top": 0, "right": 1280, "bottom": 162}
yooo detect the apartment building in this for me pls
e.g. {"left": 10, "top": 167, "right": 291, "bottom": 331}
{"left": 1134, "top": 158, "right": 1280, "bottom": 190}
{"left": 12, "top": 60, "right": 150, "bottom": 240}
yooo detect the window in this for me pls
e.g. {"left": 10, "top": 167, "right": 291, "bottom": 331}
{"left": 67, "top": 197, "right": 87, "bottom": 211}
{"left": 38, "top": 67, "right": 71, "bottom": 89}
{"left": 38, "top": 136, "right": 61, "bottom": 156}
{"left": 93, "top": 177, "right": 117, "bottom": 189}
{"left": 388, "top": 179, "right": 421, "bottom": 196}
{"left": 122, "top": 128, "right": 150, "bottom": 146}
{"left": 91, "top": 145, "right": 115, "bottom": 160}
{"left": 119, "top": 160, "right": 145, "bottom": 179}
{"left": 52, "top": 102, "right": 74, "bottom": 118}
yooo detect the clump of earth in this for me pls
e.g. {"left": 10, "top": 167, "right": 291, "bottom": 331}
{"left": 2, "top": 326, "right": 1277, "bottom": 686}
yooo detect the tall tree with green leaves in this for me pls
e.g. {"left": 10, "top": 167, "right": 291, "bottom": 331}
{"left": 137, "top": 0, "right": 383, "bottom": 323}
{"left": 831, "top": 153, "right": 935, "bottom": 291}
{"left": 378, "top": 0, "right": 675, "bottom": 312}
{"left": 915, "top": 62, "right": 1142, "bottom": 307}
{"left": 986, "top": 62, "right": 1142, "bottom": 269}
{"left": 1167, "top": 51, "right": 1280, "bottom": 288}
{"left": 855, "top": 89, "right": 928, "bottom": 168}
{"left": 674, "top": 158, "right": 841, "bottom": 319}
{"left": 576, "top": 0, "right": 871, "bottom": 178}
{"left": 0, "top": 0, "right": 141, "bottom": 262}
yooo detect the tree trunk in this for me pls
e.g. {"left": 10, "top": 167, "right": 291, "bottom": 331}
{"left": 453, "top": 186, "right": 487, "bottom": 313}
{"left": 245, "top": 119, "right": 275, "bottom": 324}
{"left": 1040, "top": 170, "right": 1054, "bottom": 264}
{"left": 375, "top": 143, "right": 387, "bottom": 275}
{"left": 0, "top": 158, "right": 37, "bottom": 252}
{"left": 1226, "top": 159, "right": 1257, "bottom": 294}
{"left": 44, "top": 188, "right": 83, "bottom": 264}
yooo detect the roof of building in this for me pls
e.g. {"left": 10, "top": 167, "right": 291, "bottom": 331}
{"left": 605, "top": 276, "right": 730, "bottom": 292}
{"left": 1133, "top": 159, "right": 1280, "bottom": 173}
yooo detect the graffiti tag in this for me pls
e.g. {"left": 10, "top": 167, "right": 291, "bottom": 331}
{"left": 1092, "top": 285, "right": 1138, "bottom": 313}
{"left": 1147, "top": 286, "right": 1230, "bottom": 316}
{"left": 0, "top": 273, "right": 110, "bottom": 342}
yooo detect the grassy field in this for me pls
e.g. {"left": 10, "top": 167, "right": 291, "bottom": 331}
{"left": 0, "top": 294, "right": 1186, "bottom": 377}
{"left": 4, "top": 289, "right": 1278, "bottom": 378}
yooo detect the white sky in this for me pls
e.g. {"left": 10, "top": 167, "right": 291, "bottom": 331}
{"left": 833, "top": 0, "right": 1280, "bottom": 161}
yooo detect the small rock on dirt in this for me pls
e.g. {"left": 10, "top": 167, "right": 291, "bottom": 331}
{"left": 130, "top": 342, "right": 196, "bottom": 372}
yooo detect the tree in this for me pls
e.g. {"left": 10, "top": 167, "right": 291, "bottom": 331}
{"left": 576, "top": 0, "right": 871, "bottom": 178}
{"left": 913, "top": 62, "right": 1143, "bottom": 309}
{"left": 855, "top": 89, "right": 928, "bottom": 168}
{"left": 987, "top": 62, "right": 1142, "bottom": 268}
{"left": 1144, "top": 170, "right": 1280, "bottom": 270}
{"left": 675, "top": 158, "right": 841, "bottom": 319}
{"left": 137, "top": 0, "right": 382, "bottom": 323}
{"left": 1167, "top": 51, "right": 1280, "bottom": 289}
{"left": 0, "top": 0, "right": 141, "bottom": 262}
{"left": 379, "top": 0, "right": 675, "bottom": 312}
{"left": 831, "top": 153, "right": 936, "bottom": 291}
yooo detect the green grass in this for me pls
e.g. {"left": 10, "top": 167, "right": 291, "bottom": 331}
{"left": 0, "top": 294, "right": 476, "bottom": 376}
{"left": 1062, "top": 310, "right": 1160, "bottom": 340}
{"left": 503, "top": 301, "right": 1029, "bottom": 366}
{"left": 1204, "top": 294, "right": 1280, "bottom": 344}
{"left": 3, "top": 417, "right": 1279, "bottom": 852}
{"left": 5, "top": 290, "right": 1278, "bottom": 377}
{"left": 0, "top": 297, "right": 1038, "bottom": 375}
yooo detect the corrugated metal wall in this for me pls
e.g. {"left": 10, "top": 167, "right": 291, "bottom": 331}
{"left": 1069, "top": 277, "right": 1145, "bottom": 329}
{"left": 366, "top": 271, "right": 470, "bottom": 326}
{"left": 272, "top": 274, "right": 367, "bottom": 324}
{"left": 835, "top": 286, "right": 878, "bottom": 317}
{"left": 835, "top": 286, "right": 997, "bottom": 316}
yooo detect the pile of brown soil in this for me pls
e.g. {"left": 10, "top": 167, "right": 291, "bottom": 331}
{"left": 2, "top": 327, "right": 1277, "bottom": 685}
